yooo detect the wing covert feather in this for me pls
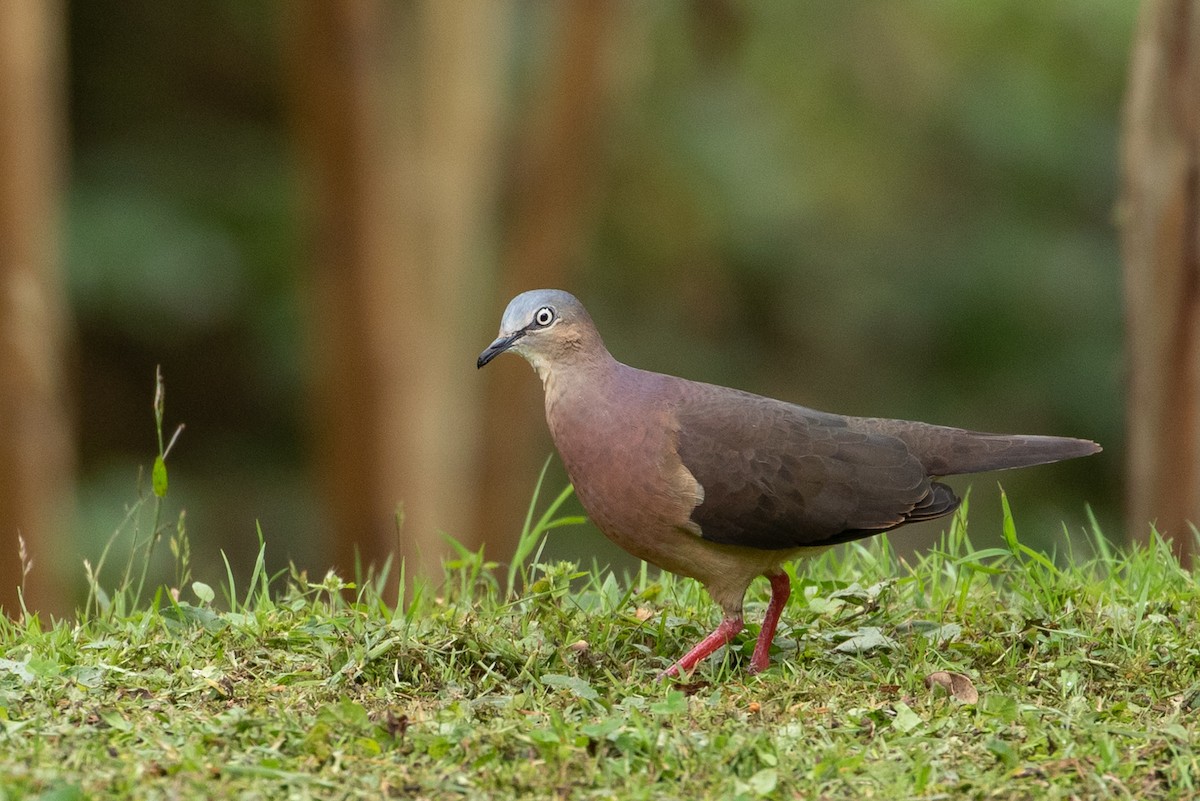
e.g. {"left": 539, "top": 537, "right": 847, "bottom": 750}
{"left": 670, "top": 381, "right": 954, "bottom": 550}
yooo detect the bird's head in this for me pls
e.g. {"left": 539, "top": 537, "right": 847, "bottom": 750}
{"left": 477, "top": 289, "right": 605, "bottom": 379}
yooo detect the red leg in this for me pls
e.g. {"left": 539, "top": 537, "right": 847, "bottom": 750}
{"left": 659, "top": 616, "right": 745, "bottom": 679}
{"left": 749, "top": 571, "right": 791, "bottom": 674}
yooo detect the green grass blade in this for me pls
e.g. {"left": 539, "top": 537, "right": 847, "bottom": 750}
{"left": 507, "top": 456, "right": 585, "bottom": 597}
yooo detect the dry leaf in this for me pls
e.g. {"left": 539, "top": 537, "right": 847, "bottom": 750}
{"left": 924, "top": 671, "right": 979, "bottom": 703}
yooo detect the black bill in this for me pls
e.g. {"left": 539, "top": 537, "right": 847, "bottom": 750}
{"left": 476, "top": 330, "right": 525, "bottom": 369}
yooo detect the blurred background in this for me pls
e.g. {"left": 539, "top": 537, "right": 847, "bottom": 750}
{"left": 5, "top": 0, "right": 1193, "bottom": 615}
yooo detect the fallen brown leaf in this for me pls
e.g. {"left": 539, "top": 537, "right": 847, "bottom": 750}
{"left": 924, "top": 671, "right": 979, "bottom": 703}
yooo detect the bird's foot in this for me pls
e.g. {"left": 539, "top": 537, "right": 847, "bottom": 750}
{"left": 658, "top": 616, "right": 744, "bottom": 680}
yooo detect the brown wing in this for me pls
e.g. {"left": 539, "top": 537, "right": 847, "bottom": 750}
{"left": 671, "top": 381, "right": 959, "bottom": 551}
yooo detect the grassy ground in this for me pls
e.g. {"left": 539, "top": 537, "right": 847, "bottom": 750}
{"left": 2, "top": 486, "right": 1199, "bottom": 801}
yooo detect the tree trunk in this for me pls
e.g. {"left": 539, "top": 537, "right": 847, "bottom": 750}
{"left": 0, "top": 0, "right": 72, "bottom": 616}
{"left": 1120, "top": 0, "right": 1200, "bottom": 557}
{"left": 288, "top": 1, "right": 506, "bottom": 587}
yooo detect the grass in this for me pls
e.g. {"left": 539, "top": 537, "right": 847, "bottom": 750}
{"left": 3, "top": 380, "right": 1198, "bottom": 799}
{"left": 3, "top": 495, "right": 1200, "bottom": 800}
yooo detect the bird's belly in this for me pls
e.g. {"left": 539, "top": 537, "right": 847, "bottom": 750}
{"left": 571, "top": 454, "right": 815, "bottom": 608}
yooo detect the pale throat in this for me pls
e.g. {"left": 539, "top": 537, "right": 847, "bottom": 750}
{"left": 525, "top": 350, "right": 555, "bottom": 388}
{"left": 525, "top": 352, "right": 598, "bottom": 421}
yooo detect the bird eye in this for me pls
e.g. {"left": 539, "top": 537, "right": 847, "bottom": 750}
{"left": 533, "top": 306, "right": 555, "bottom": 327}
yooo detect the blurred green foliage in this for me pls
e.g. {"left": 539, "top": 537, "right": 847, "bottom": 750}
{"left": 64, "top": 1, "right": 1130, "bottom": 590}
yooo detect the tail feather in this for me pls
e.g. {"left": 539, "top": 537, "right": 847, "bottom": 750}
{"left": 858, "top": 418, "right": 1102, "bottom": 477}
{"left": 920, "top": 432, "right": 1102, "bottom": 476}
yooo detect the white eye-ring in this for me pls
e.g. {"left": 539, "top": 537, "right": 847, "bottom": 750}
{"left": 533, "top": 306, "right": 555, "bottom": 327}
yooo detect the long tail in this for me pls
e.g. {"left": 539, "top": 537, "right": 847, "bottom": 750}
{"left": 920, "top": 431, "right": 1100, "bottom": 476}
{"left": 863, "top": 419, "right": 1102, "bottom": 476}
{"left": 935, "top": 432, "right": 1100, "bottom": 476}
